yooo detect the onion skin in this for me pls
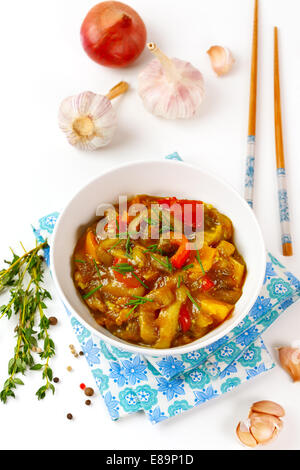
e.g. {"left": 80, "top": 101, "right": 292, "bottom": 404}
{"left": 80, "top": 1, "right": 147, "bottom": 68}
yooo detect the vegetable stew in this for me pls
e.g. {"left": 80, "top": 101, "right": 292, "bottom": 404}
{"left": 72, "top": 195, "right": 246, "bottom": 349}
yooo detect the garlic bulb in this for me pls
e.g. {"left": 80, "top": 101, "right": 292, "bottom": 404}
{"left": 236, "top": 400, "right": 285, "bottom": 448}
{"left": 279, "top": 346, "right": 300, "bottom": 382}
{"left": 58, "top": 81, "right": 128, "bottom": 150}
{"left": 138, "top": 43, "right": 204, "bottom": 119}
{"left": 207, "top": 46, "right": 235, "bottom": 76}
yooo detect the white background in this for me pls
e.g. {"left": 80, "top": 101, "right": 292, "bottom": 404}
{"left": 0, "top": 0, "right": 299, "bottom": 450}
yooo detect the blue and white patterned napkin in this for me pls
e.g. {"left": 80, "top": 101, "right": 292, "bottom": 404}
{"left": 32, "top": 154, "right": 300, "bottom": 423}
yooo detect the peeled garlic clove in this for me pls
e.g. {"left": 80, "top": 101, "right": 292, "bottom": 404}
{"left": 207, "top": 46, "right": 235, "bottom": 76}
{"left": 251, "top": 400, "right": 285, "bottom": 418}
{"left": 138, "top": 42, "right": 204, "bottom": 120}
{"left": 58, "top": 81, "right": 128, "bottom": 151}
{"left": 279, "top": 346, "right": 300, "bottom": 382}
{"left": 236, "top": 421, "right": 257, "bottom": 448}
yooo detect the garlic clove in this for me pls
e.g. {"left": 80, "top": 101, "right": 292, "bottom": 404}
{"left": 236, "top": 421, "right": 258, "bottom": 448}
{"left": 251, "top": 400, "right": 285, "bottom": 418}
{"left": 58, "top": 81, "right": 128, "bottom": 151}
{"left": 249, "top": 411, "right": 283, "bottom": 430}
{"left": 207, "top": 46, "right": 235, "bottom": 76}
{"left": 250, "top": 420, "right": 275, "bottom": 445}
{"left": 138, "top": 43, "right": 204, "bottom": 120}
{"left": 249, "top": 411, "right": 283, "bottom": 433}
{"left": 279, "top": 346, "right": 300, "bottom": 382}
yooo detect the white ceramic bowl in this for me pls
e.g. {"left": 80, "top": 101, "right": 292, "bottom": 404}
{"left": 51, "top": 160, "right": 266, "bottom": 356}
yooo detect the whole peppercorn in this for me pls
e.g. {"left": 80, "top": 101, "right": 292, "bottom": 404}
{"left": 49, "top": 316, "right": 58, "bottom": 326}
{"left": 79, "top": 351, "right": 84, "bottom": 356}
{"left": 84, "top": 387, "right": 94, "bottom": 397}
{"left": 67, "top": 413, "right": 73, "bottom": 420}
{"left": 85, "top": 400, "right": 91, "bottom": 406}
{"left": 53, "top": 377, "right": 60, "bottom": 383}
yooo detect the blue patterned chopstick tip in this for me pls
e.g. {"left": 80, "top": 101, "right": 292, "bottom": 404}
{"left": 245, "top": 135, "right": 256, "bottom": 208}
{"left": 276, "top": 167, "right": 293, "bottom": 253}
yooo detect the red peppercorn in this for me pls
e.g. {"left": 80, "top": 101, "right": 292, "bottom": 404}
{"left": 80, "top": 383, "right": 86, "bottom": 390}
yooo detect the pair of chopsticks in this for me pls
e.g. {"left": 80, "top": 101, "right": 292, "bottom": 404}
{"left": 244, "top": 0, "right": 293, "bottom": 256}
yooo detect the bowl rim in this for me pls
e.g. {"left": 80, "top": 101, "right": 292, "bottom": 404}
{"left": 50, "top": 158, "right": 266, "bottom": 356}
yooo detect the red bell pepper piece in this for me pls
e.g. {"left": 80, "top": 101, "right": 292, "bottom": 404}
{"left": 201, "top": 275, "right": 214, "bottom": 291}
{"left": 170, "top": 233, "right": 190, "bottom": 269}
{"left": 179, "top": 304, "right": 191, "bottom": 333}
{"left": 158, "top": 197, "right": 203, "bottom": 228}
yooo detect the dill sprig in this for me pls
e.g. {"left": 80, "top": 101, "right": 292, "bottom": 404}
{"left": 0, "top": 241, "right": 56, "bottom": 403}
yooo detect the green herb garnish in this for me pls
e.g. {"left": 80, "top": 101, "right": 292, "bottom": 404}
{"left": 182, "top": 263, "right": 194, "bottom": 271}
{"left": 107, "top": 239, "right": 123, "bottom": 251}
{"left": 0, "top": 241, "right": 55, "bottom": 403}
{"left": 186, "top": 291, "right": 201, "bottom": 310}
{"left": 112, "top": 263, "right": 134, "bottom": 274}
{"left": 112, "top": 263, "right": 149, "bottom": 289}
{"left": 74, "top": 259, "right": 85, "bottom": 264}
{"left": 93, "top": 259, "right": 101, "bottom": 279}
{"left": 132, "top": 273, "right": 149, "bottom": 289}
{"left": 83, "top": 284, "right": 103, "bottom": 299}
{"left": 177, "top": 275, "right": 182, "bottom": 288}
{"left": 196, "top": 249, "right": 205, "bottom": 275}
{"left": 125, "top": 296, "right": 154, "bottom": 318}
{"left": 144, "top": 244, "right": 163, "bottom": 255}
{"left": 150, "top": 254, "right": 173, "bottom": 272}
{"left": 125, "top": 234, "right": 133, "bottom": 258}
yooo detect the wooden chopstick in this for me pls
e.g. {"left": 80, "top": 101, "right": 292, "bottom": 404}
{"left": 274, "top": 27, "right": 293, "bottom": 256}
{"left": 244, "top": 0, "right": 258, "bottom": 209}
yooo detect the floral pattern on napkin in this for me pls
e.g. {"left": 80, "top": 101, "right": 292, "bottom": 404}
{"left": 32, "top": 156, "right": 300, "bottom": 423}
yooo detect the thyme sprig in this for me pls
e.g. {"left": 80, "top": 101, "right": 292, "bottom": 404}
{"left": 0, "top": 241, "right": 56, "bottom": 403}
